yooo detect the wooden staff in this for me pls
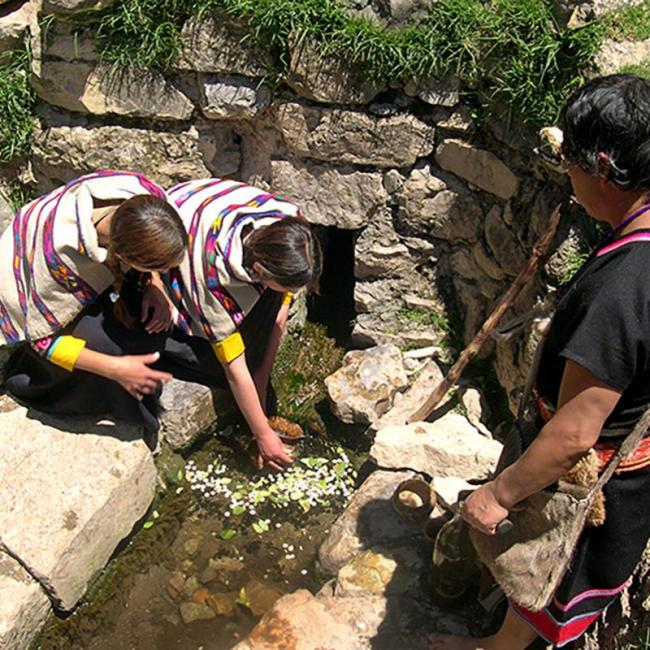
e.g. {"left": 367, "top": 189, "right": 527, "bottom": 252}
{"left": 407, "top": 202, "right": 564, "bottom": 423}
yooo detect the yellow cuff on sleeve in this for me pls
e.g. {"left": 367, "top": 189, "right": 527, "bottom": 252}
{"left": 47, "top": 335, "right": 86, "bottom": 372}
{"left": 212, "top": 332, "right": 245, "bottom": 364}
{"left": 282, "top": 291, "right": 293, "bottom": 306}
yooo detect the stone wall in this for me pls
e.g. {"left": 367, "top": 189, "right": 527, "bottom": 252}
{"left": 0, "top": 0, "right": 598, "bottom": 411}
{"left": 0, "top": 0, "right": 646, "bottom": 403}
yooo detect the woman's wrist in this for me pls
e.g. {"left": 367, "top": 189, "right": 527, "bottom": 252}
{"left": 492, "top": 471, "right": 519, "bottom": 510}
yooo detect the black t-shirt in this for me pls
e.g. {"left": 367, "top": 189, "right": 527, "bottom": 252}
{"left": 536, "top": 230, "right": 650, "bottom": 430}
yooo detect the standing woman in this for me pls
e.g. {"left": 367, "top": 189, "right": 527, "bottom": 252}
{"left": 159, "top": 178, "right": 322, "bottom": 471}
{"left": 1, "top": 170, "right": 187, "bottom": 448}
{"left": 430, "top": 74, "right": 650, "bottom": 649}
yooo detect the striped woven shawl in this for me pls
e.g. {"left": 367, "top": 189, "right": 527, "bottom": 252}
{"left": 0, "top": 170, "right": 167, "bottom": 344}
{"left": 165, "top": 178, "right": 300, "bottom": 344}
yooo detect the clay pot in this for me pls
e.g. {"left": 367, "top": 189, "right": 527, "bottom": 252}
{"left": 391, "top": 478, "right": 436, "bottom": 524}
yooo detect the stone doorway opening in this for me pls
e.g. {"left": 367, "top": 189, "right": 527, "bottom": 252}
{"left": 308, "top": 226, "right": 358, "bottom": 346}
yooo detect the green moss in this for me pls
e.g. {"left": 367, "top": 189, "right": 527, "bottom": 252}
{"left": 33, "top": 491, "right": 190, "bottom": 649}
{"left": 608, "top": 1, "right": 650, "bottom": 42}
{"left": 0, "top": 46, "right": 36, "bottom": 163}
{"left": 272, "top": 321, "right": 344, "bottom": 431}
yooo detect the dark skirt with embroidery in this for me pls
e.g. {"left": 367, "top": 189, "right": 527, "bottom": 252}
{"left": 3, "top": 282, "right": 283, "bottom": 451}
{"left": 502, "top": 424, "right": 650, "bottom": 647}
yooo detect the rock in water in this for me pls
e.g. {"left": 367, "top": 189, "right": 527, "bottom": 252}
{"left": 325, "top": 345, "right": 408, "bottom": 424}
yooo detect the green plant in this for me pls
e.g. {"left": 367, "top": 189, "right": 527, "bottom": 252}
{"left": 558, "top": 242, "right": 591, "bottom": 284}
{"left": 94, "top": 0, "right": 200, "bottom": 69}
{"left": 608, "top": 0, "right": 650, "bottom": 42}
{"left": 77, "top": 0, "right": 608, "bottom": 130}
{"left": 272, "top": 321, "right": 344, "bottom": 427}
{"left": 0, "top": 46, "right": 36, "bottom": 163}
{"left": 5, "top": 181, "right": 37, "bottom": 213}
{"left": 398, "top": 306, "right": 450, "bottom": 332}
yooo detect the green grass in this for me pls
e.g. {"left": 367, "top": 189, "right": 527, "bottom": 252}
{"left": 0, "top": 47, "right": 36, "bottom": 163}
{"left": 608, "top": 0, "right": 650, "bottom": 41}
{"left": 620, "top": 60, "right": 650, "bottom": 78}
{"left": 77, "top": 0, "right": 607, "bottom": 131}
{"left": 5, "top": 181, "right": 38, "bottom": 213}
{"left": 93, "top": 0, "right": 199, "bottom": 69}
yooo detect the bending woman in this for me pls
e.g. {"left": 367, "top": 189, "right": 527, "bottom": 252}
{"left": 1, "top": 171, "right": 187, "bottom": 448}
{"left": 158, "top": 178, "right": 322, "bottom": 471}
{"left": 431, "top": 74, "right": 650, "bottom": 649}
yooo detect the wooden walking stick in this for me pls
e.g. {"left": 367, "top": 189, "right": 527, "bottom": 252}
{"left": 407, "top": 202, "right": 564, "bottom": 423}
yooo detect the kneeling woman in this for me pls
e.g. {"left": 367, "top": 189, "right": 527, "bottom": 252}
{"left": 431, "top": 75, "right": 650, "bottom": 649}
{"left": 159, "top": 178, "right": 322, "bottom": 471}
{"left": 1, "top": 171, "right": 187, "bottom": 448}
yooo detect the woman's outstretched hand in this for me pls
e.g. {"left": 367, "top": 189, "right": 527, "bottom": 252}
{"left": 254, "top": 428, "right": 292, "bottom": 472}
{"left": 109, "top": 351, "right": 172, "bottom": 400}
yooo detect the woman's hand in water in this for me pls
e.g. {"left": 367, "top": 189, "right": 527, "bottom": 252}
{"left": 109, "top": 352, "right": 173, "bottom": 400}
{"left": 141, "top": 275, "right": 174, "bottom": 333}
{"left": 254, "top": 428, "right": 292, "bottom": 472}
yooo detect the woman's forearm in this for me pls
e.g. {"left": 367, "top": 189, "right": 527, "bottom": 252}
{"left": 74, "top": 347, "right": 121, "bottom": 380}
{"left": 494, "top": 360, "right": 621, "bottom": 509}
{"left": 493, "top": 417, "right": 599, "bottom": 508}
{"left": 224, "top": 354, "right": 275, "bottom": 439}
{"left": 257, "top": 302, "right": 289, "bottom": 382}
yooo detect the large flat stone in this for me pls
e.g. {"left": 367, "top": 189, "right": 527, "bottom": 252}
{"left": 370, "top": 413, "right": 502, "bottom": 480}
{"left": 371, "top": 360, "right": 445, "bottom": 432}
{"left": 325, "top": 345, "right": 407, "bottom": 425}
{"left": 0, "top": 399, "right": 157, "bottom": 610}
{"left": 31, "top": 61, "right": 194, "bottom": 121}
{"left": 396, "top": 163, "right": 483, "bottom": 243}
{"left": 232, "top": 589, "right": 357, "bottom": 650}
{"left": 275, "top": 101, "right": 435, "bottom": 168}
{"left": 0, "top": 0, "right": 38, "bottom": 53}
{"left": 176, "top": 14, "right": 270, "bottom": 76}
{"left": 200, "top": 74, "right": 271, "bottom": 120}
{"left": 159, "top": 379, "right": 232, "bottom": 451}
{"left": 318, "top": 469, "right": 421, "bottom": 575}
{"left": 286, "top": 39, "right": 385, "bottom": 105}
{"left": 436, "top": 139, "right": 519, "bottom": 200}
{"left": 335, "top": 546, "right": 424, "bottom": 599}
{"left": 270, "top": 159, "right": 388, "bottom": 229}
{"left": 0, "top": 552, "right": 51, "bottom": 650}
{"left": 31, "top": 124, "right": 210, "bottom": 192}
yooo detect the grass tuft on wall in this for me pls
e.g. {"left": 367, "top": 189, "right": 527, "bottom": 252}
{"left": 0, "top": 46, "right": 35, "bottom": 164}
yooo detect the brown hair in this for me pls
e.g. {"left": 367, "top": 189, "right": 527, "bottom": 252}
{"left": 105, "top": 195, "right": 187, "bottom": 327}
{"left": 243, "top": 216, "right": 322, "bottom": 292}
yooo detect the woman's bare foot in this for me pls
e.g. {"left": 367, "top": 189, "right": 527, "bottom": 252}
{"left": 429, "top": 607, "right": 538, "bottom": 650}
{"left": 428, "top": 634, "right": 490, "bottom": 650}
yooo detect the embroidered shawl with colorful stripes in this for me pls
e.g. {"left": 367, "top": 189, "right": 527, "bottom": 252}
{"left": 0, "top": 170, "right": 167, "bottom": 344}
{"left": 164, "top": 178, "right": 300, "bottom": 344}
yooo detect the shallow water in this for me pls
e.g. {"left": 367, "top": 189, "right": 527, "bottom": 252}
{"left": 33, "top": 418, "right": 366, "bottom": 650}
